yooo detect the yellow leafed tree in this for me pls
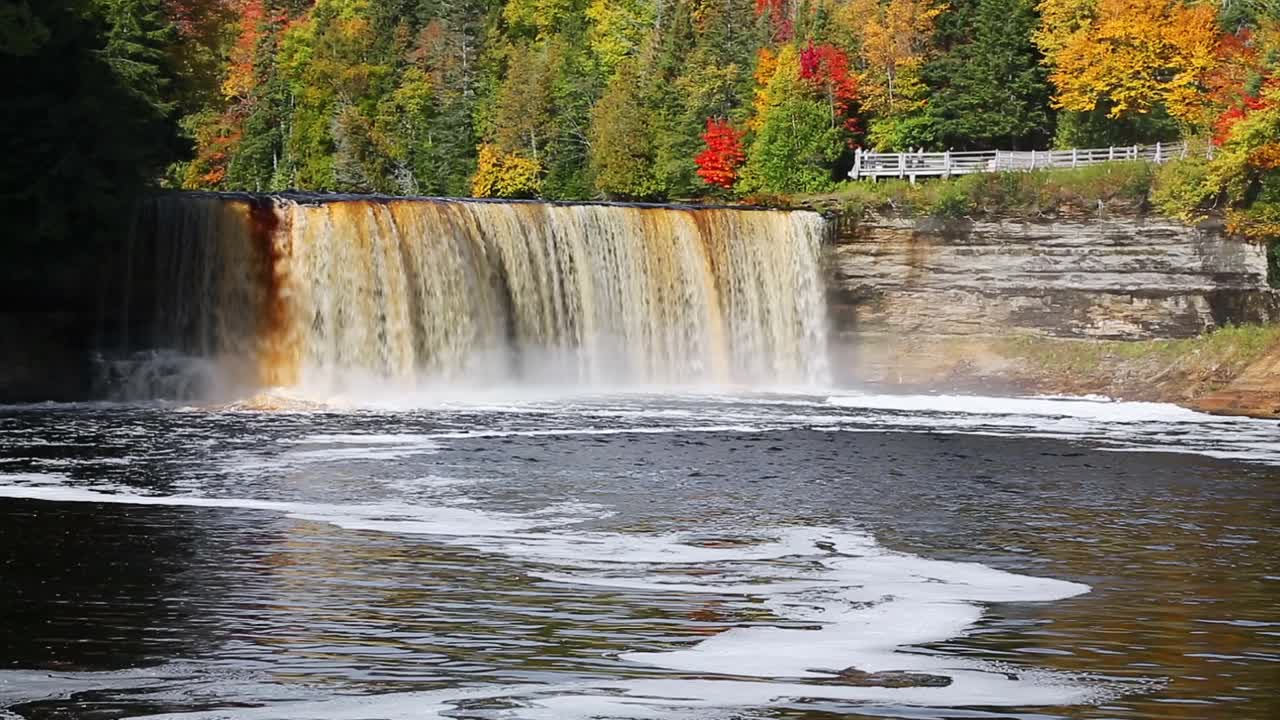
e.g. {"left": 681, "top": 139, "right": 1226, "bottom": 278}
{"left": 832, "top": 0, "right": 944, "bottom": 149}
{"left": 839, "top": 0, "right": 945, "bottom": 117}
{"left": 1036, "top": 0, "right": 1219, "bottom": 125}
{"left": 471, "top": 145, "right": 543, "bottom": 198}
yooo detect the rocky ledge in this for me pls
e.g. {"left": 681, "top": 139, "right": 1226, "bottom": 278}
{"left": 1193, "top": 350, "right": 1280, "bottom": 419}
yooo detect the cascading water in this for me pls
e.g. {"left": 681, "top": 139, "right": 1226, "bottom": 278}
{"left": 104, "top": 195, "right": 830, "bottom": 400}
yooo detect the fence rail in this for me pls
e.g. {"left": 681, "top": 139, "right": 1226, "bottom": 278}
{"left": 849, "top": 141, "right": 1214, "bottom": 182}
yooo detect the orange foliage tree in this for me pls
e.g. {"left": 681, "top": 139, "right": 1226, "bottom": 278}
{"left": 1036, "top": 0, "right": 1219, "bottom": 126}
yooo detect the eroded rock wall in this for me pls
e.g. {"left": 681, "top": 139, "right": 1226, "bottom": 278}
{"left": 826, "top": 213, "right": 1280, "bottom": 417}
{"left": 828, "top": 215, "right": 1278, "bottom": 342}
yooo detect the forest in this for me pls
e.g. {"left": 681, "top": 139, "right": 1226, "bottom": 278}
{"left": 1, "top": 1, "right": 1277, "bottom": 238}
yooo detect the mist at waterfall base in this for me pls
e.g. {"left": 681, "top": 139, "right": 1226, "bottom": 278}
{"left": 3, "top": 197, "right": 1278, "bottom": 719}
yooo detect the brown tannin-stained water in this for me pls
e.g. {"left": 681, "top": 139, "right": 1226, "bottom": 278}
{"left": 0, "top": 392, "right": 1277, "bottom": 719}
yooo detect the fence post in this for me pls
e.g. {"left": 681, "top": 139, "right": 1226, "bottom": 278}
{"left": 1108, "top": 146, "right": 1114, "bottom": 161}
{"left": 852, "top": 147, "right": 862, "bottom": 180}
{"left": 1072, "top": 148, "right": 1078, "bottom": 168}
{"left": 1155, "top": 142, "right": 1162, "bottom": 163}
{"left": 1030, "top": 150, "right": 1037, "bottom": 170}
{"left": 898, "top": 151, "right": 905, "bottom": 179}
{"left": 943, "top": 149, "right": 951, "bottom": 178}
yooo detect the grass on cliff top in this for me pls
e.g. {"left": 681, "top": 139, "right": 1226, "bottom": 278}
{"left": 997, "top": 323, "right": 1280, "bottom": 388}
{"left": 800, "top": 161, "right": 1157, "bottom": 220}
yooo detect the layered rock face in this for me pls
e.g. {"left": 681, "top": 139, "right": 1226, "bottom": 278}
{"left": 827, "top": 213, "right": 1280, "bottom": 416}
{"left": 828, "top": 215, "right": 1278, "bottom": 342}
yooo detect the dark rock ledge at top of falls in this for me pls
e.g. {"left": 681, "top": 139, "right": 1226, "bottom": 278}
{"left": 158, "top": 190, "right": 828, "bottom": 215}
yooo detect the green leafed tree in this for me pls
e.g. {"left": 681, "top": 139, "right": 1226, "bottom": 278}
{"left": 588, "top": 58, "right": 662, "bottom": 199}
{"left": 737, "top": 46, "right": 840, "bottom": 195}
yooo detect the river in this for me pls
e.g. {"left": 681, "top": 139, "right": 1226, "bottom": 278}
{"left": 1, "top": 391, "right": 1276, "bottom": 719}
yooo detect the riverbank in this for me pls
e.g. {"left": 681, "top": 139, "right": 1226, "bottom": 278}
{"left": 838, "top": 325, "right": 1280, "bottom": 419}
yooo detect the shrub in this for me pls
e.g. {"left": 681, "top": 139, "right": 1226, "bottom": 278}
{"left": 926, "top": 179, "right": 975, "bottom": 218}
{"left": 1151, "top": 158, "right": 1218, "bottom": 221}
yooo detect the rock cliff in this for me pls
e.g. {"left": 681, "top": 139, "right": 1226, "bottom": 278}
{"left": 827, "top": 213, "right": 1280, "bottom": 417}
{"left": 828, "top": 214, "right": 1278, "bottom": 341}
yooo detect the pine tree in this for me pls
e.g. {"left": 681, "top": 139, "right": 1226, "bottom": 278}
{"left": 2, "top": 0, "right": 186, "bottom": 305}
{"left": 926, "top": 0, "right": 1051, "bottom": 150}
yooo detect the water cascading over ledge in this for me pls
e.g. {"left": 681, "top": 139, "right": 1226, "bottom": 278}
{"left": 105, "top": 194, "right": 831, "bottom": 399}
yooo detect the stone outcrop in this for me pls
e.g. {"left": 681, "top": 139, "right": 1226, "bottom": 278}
{"left": 1192, "top": 345, "right": 1280, "bottom": 419}
{"left": 826, "top": 213, "right": 1280, "bottom": 418}
{"left": 828, "top": 214, "right": 1278, "bottom": 341}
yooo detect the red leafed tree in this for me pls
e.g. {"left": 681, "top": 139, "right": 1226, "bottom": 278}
{"left": 1205, "top": 32, "right": 1261, "bottom": 111}
{"left": 223, "top": 0, "right": 267, "bottom": 100}
{"left": 799, "top": 41, "right": 862, "bottom": 145}
{"left": 1214, "top": 92, "right": 1269, "bottom": 145}
{"left": 695, "top": 118, "right": 746, "bottom": 190}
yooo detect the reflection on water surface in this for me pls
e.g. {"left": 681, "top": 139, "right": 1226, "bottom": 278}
{"left": 0, "top": 392, "right": 1276, "bottom": 719}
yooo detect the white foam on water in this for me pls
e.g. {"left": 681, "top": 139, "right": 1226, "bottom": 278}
{"left": 827, "top": 393, "right": 1218, "bottom": 423}
{"left": 822, "top": 392, "right": 1280, "bottom": 465}
{"left": 285, "top": 433, "right": 441, "bottom": 445}
{"left": 0, "top": 472, "right": 69, "bottom": 485}
{"left": 121, "top": 671, "right": 1116, "bottom": 720}
{"left": 0, "top": 484, "right": 549, "bottom": 538}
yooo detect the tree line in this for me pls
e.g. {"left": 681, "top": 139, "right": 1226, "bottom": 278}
{"left": 3, "top": 0, "right": 1278, "bottom": 210}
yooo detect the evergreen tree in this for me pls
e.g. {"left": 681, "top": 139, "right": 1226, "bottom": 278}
{"left": 588, "top": 59, "right": 661, "bottom": 198}
{"left": 926, "top": 0, "right": 1052, "bottom": 150}
{"left": 2, "top": 0, "right": 185, "bottom": 305}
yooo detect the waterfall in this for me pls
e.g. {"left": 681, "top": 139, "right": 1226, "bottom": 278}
{"left": 106, "top": 195, "right": 830, "bottom": 400}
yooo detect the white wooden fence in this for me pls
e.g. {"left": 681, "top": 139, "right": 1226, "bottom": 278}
{"left": 849, "top": 141, "right": 1214, "bottom": 182}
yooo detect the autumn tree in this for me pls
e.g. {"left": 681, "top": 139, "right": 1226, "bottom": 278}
{"left": 585, "top": 0, "right": 653, "bottom": 71}
{"left": 471, "top": 143, "right": 543, "bottom": 197}
{"left": 799, "top": 40, "right": 860, "bottom": 144}
{"left": 695, "top": 118, "right": 746, "bottom": 189}
{"left": 738, "top": 46, "right": 840, "bottom": 193}
{"left": 1036, "top": 0, "right": 1219, "bottom": 130}
{"left": 839, "top": 0, "right": 944, "bottom": 149}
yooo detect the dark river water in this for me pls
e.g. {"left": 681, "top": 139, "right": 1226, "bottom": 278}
{"left": 0, "top": 391, "right": 1277, "bottom": 719}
